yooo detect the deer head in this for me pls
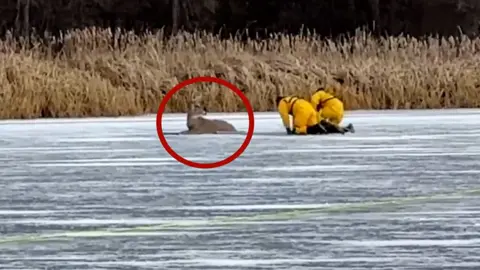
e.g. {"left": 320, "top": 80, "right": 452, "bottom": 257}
{"left": 186, "top": 96, "right": 207, "bottom": 130}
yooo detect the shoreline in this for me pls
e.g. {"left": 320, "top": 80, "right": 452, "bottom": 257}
{"left": 1, "top": 109, "right": 480, "bottom": 123}
{"left": 1, "top": 28, "right": 479, "bottom": 119}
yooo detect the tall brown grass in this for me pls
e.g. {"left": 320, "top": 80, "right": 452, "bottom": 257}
{"left": 1, "top": 28, "right": 479, "bottom": 119}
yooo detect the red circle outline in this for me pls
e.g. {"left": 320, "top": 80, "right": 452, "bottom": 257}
{"left": 156, "top": 76, "right": 254, "bottom": 169}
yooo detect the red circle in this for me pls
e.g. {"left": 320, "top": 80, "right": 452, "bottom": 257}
{"left": 156, "top": 76, "right": 255, "bottom": 169}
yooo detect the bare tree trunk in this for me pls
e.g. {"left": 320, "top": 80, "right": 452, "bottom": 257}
{"left": 14, "top": 0, "right": 21, "bottom": 38}
{"left": 172, "top": 0, "right": 180, "bottom": 34}
{"left": 369, "top": 0, "right": 380, "bottom": 34}
{"left": 181, "top": 0, "right": 190, "bottom": 30}
{"left": 23, "top": 0, "right": 30, "bottom": 38}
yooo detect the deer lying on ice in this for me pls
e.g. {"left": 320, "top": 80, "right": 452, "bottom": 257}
{"left": 180, "top": 97, "right": 238, "bottom": 134}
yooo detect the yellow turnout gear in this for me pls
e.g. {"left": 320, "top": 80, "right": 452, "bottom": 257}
{"left": 277, "top": 96, "right": 319, "bottom": 135}
{"left": 310, "top": 88, "right": 344, "bottom": 125}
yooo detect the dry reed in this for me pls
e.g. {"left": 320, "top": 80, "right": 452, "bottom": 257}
{"left": 1, "top": 28, "right": 480, "bottom": 119}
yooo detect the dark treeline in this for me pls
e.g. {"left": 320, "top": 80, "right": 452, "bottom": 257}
{"left": 1, "top": 0, "right": 479, "bottom": 41}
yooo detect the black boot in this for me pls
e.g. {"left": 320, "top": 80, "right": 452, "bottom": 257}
{"left": 344, "top": 123, "right": 355, "bottom": 133}
{"left": 306, "top": 124, "right": 327, "bottom": 134}
{"left": 320, "top": 120, "right": 345, "bottom": 134}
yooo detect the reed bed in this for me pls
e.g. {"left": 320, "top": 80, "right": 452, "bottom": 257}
{"left": 0, "top": 28, "right": 479, "bottom": 119}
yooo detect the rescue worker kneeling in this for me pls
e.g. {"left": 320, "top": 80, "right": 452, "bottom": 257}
{"left": 310, "top": 87, "right": 348, "bottom": 134}
{"left": 311, "top": 87, "right": 344, "bottom": 125}
{"left": 276, "top": 96, "right": 328, "bottom": 135}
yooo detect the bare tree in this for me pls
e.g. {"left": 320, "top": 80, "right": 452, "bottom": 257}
{"left": 13, "top": 0, "right": 31, "bottom": 39}
{"left": 172, "top": 0, "right": 180, "bottom": 34}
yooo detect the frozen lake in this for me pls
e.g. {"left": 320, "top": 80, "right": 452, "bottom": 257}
{"left": 1, "top": 110, "right": 480, "bottom": 270}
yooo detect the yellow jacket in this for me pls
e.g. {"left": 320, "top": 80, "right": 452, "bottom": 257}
{"left": 277, "top": 96, "right": 313, "bottom": 129}
{"left": 310, "top": 88, "right": 337, "bottom": 111}
{"left": 278, "top": 96, "right": 298, "bottom": 129}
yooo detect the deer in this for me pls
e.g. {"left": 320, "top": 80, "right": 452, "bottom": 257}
{"left": 180, "top": 96, "right": 238, "bottom": 134}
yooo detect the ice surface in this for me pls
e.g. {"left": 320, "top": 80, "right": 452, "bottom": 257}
{"left": 0, "top": 109, "right": 480, "bottom": 270}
